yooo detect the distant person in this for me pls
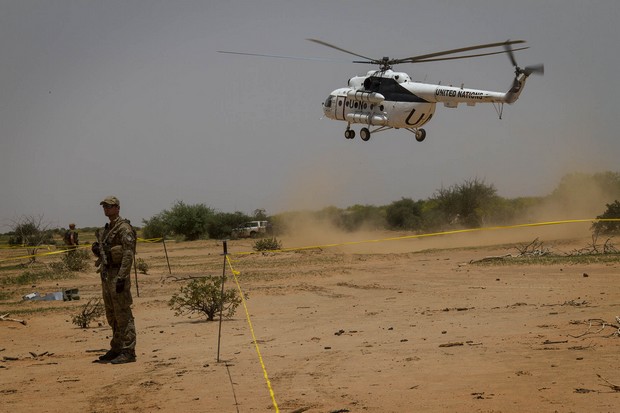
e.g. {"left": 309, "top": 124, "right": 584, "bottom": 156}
{"left": 91, "top": 196, "right": 137, "bottom": 365}
{"left": 64, "top": 223, "right": 79, "bottom": 250}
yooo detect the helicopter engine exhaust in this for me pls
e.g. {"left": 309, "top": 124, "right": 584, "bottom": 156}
{"left": 346, "top": 90, "right": 385, "bottom": 104}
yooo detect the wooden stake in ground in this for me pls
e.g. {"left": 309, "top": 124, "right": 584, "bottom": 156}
{"left": 162, "top": 236, "right": 172, "bottom": 274}
{"left": 0, "top": 313, "right": 27, "bottom": 325}
{"left": 217, "top": 240, "right": 228, "bottom": 363}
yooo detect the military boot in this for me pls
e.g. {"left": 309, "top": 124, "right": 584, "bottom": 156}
{"left": 94, "top": 349, "right": 119, "bottom": 363}
{"left": 110, "top": 352, "right": 136, "bottom": 365}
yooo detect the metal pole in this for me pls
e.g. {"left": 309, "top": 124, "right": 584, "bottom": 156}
{"left": 162, "top": 236, "right": 172, "bottom": 274}
{"left": 216, "top": 240, "right": 228, "bottom": 363}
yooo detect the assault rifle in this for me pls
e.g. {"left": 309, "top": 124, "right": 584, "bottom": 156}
{"left": 95, "top": 228, "right": 109, "bottom": 280}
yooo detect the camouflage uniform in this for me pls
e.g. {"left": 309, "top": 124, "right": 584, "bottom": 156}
{"left": 64, "top": 224, "right": 79, "bottom": 246}
{"left": 64, "top": 224, "right": 79, "bottom": 255}
{"left": 96, "top": 217, "right": 137, "bottom": 360}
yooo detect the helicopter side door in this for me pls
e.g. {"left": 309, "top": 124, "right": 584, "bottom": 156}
{"left": 335, "top": 96, "right": 346, "bottom": 121}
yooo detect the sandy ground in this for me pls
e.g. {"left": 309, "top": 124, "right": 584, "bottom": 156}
{"left": 2, "top": 224, "right": 620, "bottom": 413}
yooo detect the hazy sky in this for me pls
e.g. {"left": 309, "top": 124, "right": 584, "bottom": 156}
{"left": 2, "top": 0, "right": 619, "bottom": 230}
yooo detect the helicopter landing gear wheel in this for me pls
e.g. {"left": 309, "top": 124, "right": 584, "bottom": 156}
{"left": 415, "top": 128, "right": 426, "bottom": 142}
{"left": 344, "top": 128, "right": 355, "bottom": 140}
{"left": 360, "top": 127, "right": 371, "bottom": 141}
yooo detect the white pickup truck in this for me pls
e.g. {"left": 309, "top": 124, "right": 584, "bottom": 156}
{"left": 232, "top": 220, "right": 270, "bottom": 238}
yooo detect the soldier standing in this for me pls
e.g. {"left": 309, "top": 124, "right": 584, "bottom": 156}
{"left": 64, "top": 223, "right": 79, "bottom": 249}
{"left": 91, "top": 196, "right": 137, "bottom": 364}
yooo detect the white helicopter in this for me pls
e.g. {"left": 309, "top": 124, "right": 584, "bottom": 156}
{"left": 219, "top": 39, "right": 543, "bottom": 142}
{"left": 308, "top": 39, "right": 543, "bottom": 142}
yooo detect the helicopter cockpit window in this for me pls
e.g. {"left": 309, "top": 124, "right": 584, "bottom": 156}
{"left": 324, "top": 96, "right": 334, "bottom": 108}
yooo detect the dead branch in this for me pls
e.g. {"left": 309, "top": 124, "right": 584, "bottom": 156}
{"left": 588, "top": 233, "right": 601, "bottom": 254}
{"left": 469, "top": 254, "right": 513, "bottom": 264}
{"left": 604, "top": 237, "right": 618, "bottom": 254}
{"left": 0, "top": 313, "right": 27, "bottom": 325}
{"left": 290, "top": 408, "right": 312, "bottom": 413}
{"left": 516, "top": 237, "right": 540, "bottom": 254}
{"left": 597, "top": 374, "right": 620, "bottom": 392}
{"left": 162, "top": 274, "right": 212, "bottom": 283}
{"left": 542, "top": 339, "right": 568, "bottom": 345}
{"left": 568, "top": 342, "right": 595, "bottom": 350}
{"left": 29, "top": 351, "right": 49, "bottom": 358}
{"left": 439, "top": 342, "right": 464, "bottom": 348}
{"left": 71, "top": 298, "right": 104, "bottom": 328}
{"left": 569, "top": 318, "right": 620, "bottom": 338}
{"left": 567, "top": 234, "right": 617, "bottom": 256}
{"left": 515, "top": 238, "right": 550, "bottom": 257}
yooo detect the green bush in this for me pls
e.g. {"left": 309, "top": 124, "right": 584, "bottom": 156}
{"left": 207, "top": 211, "right": 251, "bottom": 239}
{"left": 165, "top": 201, "right": 214, "bottom": 240}
{"left": 341, "top": 204, "right": 386, "bottom": 231}
{"left": 59, "top": 249, "right": 90, "bottom": 272}
{"left": 72, "top": 298, "right": 104, "bottom": 328}
{"left": 168, "top": 276, "right": 245, "bottom": 321}
{"left": 592, "top": 200, "right": 620, "bottom": 235}
{"left": 8, "top": 221, "right": 54, "bottom": 246}
{"left": 253, "top": 237, "right": 282, "bottom": 252}
{"left": 385, "top": 198, "right": 424, "bottom": 230}
{"left": 432, "top": 178, "right": 498, "bottom": 228}
{"left": 142, "top": 201, "right": 214, "bottom": 241}
{"left": 141, "top": 214, "right": 169, "bottom": 239}
{"left": 136, "top": 258, "right": 149, "bottom": 274}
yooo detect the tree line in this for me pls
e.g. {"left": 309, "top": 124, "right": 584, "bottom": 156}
{"left": 5, "top": 171, "right": 620, "bottom": 244}
{"left": 140, "top": 172, "right": 620, "bottom": 240}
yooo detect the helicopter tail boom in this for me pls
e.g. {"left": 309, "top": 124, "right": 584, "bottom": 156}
{"left": 504, "top": 73, "right": 528, "bottom": 104}
{"left": 414, "top": 83, "right": 506, "bottom": 106}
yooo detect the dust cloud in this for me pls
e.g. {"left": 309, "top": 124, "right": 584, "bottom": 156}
{"left": 273, "top": 155, "right": 615, "bottom": 254}
{"left": 276, "top": 211, "right": 593, "bottom": 256}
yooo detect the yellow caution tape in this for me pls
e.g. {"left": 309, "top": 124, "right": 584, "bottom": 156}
{"left": 226, "top": 255, "right": 279, "bottom": 412}
{"left": 231, "top": 218, "right": 620, "bottom": 255}
{"left": 0, "top": 244, "right": 92, "bottom": 263}
{"left": 3, "top": 218, "right": 618, "bottom": 263}
{"left": 137, "top": 237, "right": 164, "bottom": 243}
{"left": 221, "top": 218, "right": 620, "bottom": 408}
{"left": 0, "top": 237, "right": 165, "bottom": 263}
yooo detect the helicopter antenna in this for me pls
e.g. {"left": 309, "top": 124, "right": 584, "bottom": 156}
{"left": 493, "top": 102, "right": 505, "bottom": 119}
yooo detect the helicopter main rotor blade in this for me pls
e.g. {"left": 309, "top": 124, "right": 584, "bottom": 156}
{"left": 397, "top": 40, "right": 526, "bottom": 64}
{"left": 503, "top": 40, "right": 519, "bottom": 68}
{"left": 217, "top": 50, "right": 349, "bottom": 63}
{"left": 501, "top": 40, "right": 544, "bottom": 77}
{"left": 221, "top": 39, "right": 534, "bottom": 71}
{"left": 398, "top": 46, "right": 529, "bottom": 64}
{"left": 307, "top": 38, "right": 377, "bottom": 63}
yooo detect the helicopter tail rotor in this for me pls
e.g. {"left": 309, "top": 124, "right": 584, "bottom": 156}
{"left": 503, "top": 40, "right": 543, "bottom": 103}
{"left": 504, "top": 40, "right": 544, "bottom": 77}
{"left": 523, "top": 63, "right": 544, "bottom": 76}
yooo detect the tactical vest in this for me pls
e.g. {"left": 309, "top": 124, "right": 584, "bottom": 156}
{"left": 101, "top": 218, "right": 136, "bottom": 266}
